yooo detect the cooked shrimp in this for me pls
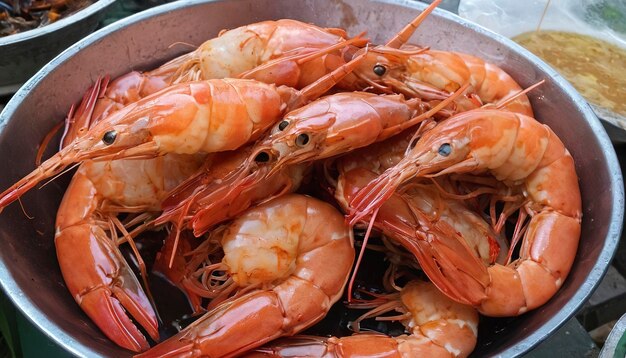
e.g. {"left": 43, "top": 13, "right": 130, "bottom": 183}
{"left": 136, "top": 194, "right": 355, "bottom": 357}
{"left": 249, "top": 280, "right": 478, "bottom": 358}
{"left": 64, "top": 20, "right": 366, "bottom": 142}
{"left": 335, "top": 0, "right": 533, "bottom": 116}
{"left": 175, "top": 85, "right": 466, "bottom": 236}
{"left": 55, "top": 154, "right": 205, "bottom": 352}
{"left": 333, "top": 130, "right": 507, "bottom": 267}
{"left": 0, "top": 55, "right": 362, "bottom": 212}
{"left": 349, "top": 109, "right": 582, "bottom": 316}
{"left": 349, "top": 48, "right": 534, "bottom": 116}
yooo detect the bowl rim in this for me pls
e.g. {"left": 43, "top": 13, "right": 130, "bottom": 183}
{"left": 0, "top": 0, "right": 117, "bottom": 46}
{"left": 0, "top": 0, "right": 623, "bottom": 357}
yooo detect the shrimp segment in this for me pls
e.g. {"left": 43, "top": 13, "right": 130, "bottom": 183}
{"left": 55, "top": 154, "right": 204, "bottom": 352}
{"left": 349, "top": 109, "right": 581, "bottom": 316}
{"left": 250, "top": 280, "right": 478, "bottom": 358}
{"left": 136, "top": 194, "right": 355, "bottom": 357}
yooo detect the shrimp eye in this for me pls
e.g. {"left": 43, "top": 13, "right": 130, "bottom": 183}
{"left": 438, "top": 143, "right": 452, "bottom": 156}
{"left": 278, "top": 120, "right": 289, "bottom": 131}
{"left": 102, "top": 130, "right": 117, "bottom": 145}
{"left": 254, "top": 151, "right": 270, "bottom": 163}
{"left": 373, "top": 64, "right": 386, "bottom": 76}
{"left": 295, "top": 133, "right": 310, "bottom": 147}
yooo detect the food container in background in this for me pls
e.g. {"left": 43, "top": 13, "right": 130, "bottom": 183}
{"left": 0, "top": 0, "right": 116, "bottom": 95}
{"left": 459, "top": 0, "right": 626, "bottom": 142}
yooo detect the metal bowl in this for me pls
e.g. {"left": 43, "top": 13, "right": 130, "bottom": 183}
{"left": 0, "top": 0, "right": 116, "bottom": 94}
{"left": 593, "top": 104, "right": 626, "bottom": 144}
{"left": 0, "top": 0, "right": 622, "bottom": 356}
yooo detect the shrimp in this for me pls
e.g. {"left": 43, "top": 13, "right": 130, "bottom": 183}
{"left": 0, "top": 54, "right": 362, "bottom": 211}
{"left": 65, "top": 0, "right": 444, "bottom": 144}
{"left": 332, "top": 130, "right": 507, "bottom": 267}
{"left": 327, "top": 130, "right": 506, "bottom": 303}
{"left": 173, "top": 84, "right": 466, "bottom": 237}
{"left": 249, "top": 280, "right": 478, "bottom": 358}
{"left": 63, "top": 20, "right": 367, "bottom": 142}
{"left": 136, "top": 194, "right": 355, "bottom": 357}
{"left": 349, "top": 109, "right": 582, "bottom": 316}
{"left": 349, "top": 48, "right": 534, "bottom": 117}
{"left": 335, "top": 0, "right": 532, "bottom": 116}
{"left": 55, "top": 154, "right": 205, "bottom": 352}
{"left": 335, "top": 166, "right": 497, "bottom": 306}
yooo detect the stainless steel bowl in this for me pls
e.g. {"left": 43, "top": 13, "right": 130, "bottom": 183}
{"left": 0, "top": 0, "right": 116, "bottom": 94}
{"left": 0, "top": 0, "right": 622, "bottom": 356}
{"left": 593, "top": 104, "right": 626, "bottom": 144}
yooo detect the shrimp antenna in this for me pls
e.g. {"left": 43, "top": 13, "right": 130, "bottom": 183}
{"left": 167, "top": 41, "right": 198, "bottom": 50}
{"left": 61, "top": 76, "right": 110, "bottom": 149}
{"left": 36, "top": 120, "right": 65, "bottom": 166}
{"left": 238, "top": 34, "right": 368, "bottom": 82}
{"left": 492, "top": 79, "right": 546, "bottom": 110}
{"left": 386, "top": 0, "right": 442, "bottom": 48}
{"left": 347, "top": 208, "right": 379, "bottom": 303}
{"left": 39, "top": 162, "right": 81, "bottom": 190}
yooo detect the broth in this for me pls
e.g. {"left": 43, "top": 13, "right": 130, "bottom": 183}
{"left": 514, "top": 31, "right": 626, "bottom": 117}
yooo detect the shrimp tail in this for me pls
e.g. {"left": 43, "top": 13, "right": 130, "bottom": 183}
{"left": 55, "top": 170, "right": 159, "bottom": 352}
{"left": 56, "top": 223, "right": 159, "bottom": 352}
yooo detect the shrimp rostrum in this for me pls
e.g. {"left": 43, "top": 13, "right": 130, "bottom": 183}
{"left": 349, "top": 109, "right": 582, "bottom": 316}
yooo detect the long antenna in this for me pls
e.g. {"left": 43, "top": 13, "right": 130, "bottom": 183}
{"left": 535, "top": 0, "right": 552, "bottom": 32}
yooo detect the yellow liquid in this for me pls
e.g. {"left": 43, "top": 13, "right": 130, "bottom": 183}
{"left": 513, "top": 31, "right": 626, "bottom": 116}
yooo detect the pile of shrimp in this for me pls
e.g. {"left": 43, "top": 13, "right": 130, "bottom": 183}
{"left": 0, "top": 1, "right": 582, "bottom": 356}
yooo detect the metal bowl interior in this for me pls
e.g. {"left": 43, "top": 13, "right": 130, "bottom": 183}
{"left": 0, "top": 0, "right": 622, "bottom": 357}
{"left": 0, "top": 0, "right": 117, "bottom": 93}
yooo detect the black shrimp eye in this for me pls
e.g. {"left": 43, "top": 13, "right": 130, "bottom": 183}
{"left": 438, "top": 143, "right": 452, "bottom": 157}
{"left": 102, "top": 130, "right": 117, "bottom": 145}
{"left": 295, "top": 133, "right": 310, "bottom": 147}
{"left": 373, "top": 64, "right": 387, "bottom": 76}
{"left": 278, "top": 120, "right": 289, "bottom": 131}
{"left": 254, "top": 151, "right": 270, "bottom": 163}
